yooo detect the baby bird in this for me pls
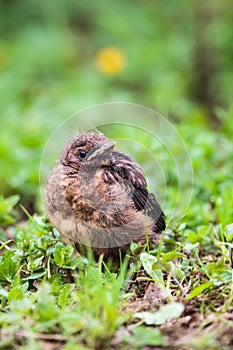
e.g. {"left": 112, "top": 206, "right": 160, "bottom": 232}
{"left": 45, "top": 132, "right": 165, "bottom": 261}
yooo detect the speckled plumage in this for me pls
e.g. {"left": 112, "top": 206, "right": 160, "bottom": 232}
{"left": 45, "top": 132, "right": 165, "bottom": 261}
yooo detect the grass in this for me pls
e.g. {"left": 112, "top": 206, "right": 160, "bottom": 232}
{"left": 0, "top": 117, "right": 233, "bottom": 349}
{"left": 0, "top": 215, "right": 129, "bottom": 349}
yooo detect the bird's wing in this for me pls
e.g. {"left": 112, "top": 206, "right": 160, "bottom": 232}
{"left": 132, "top": 188, "right": 166, "bottom": 232}
{"left": 104, "top": 152, "right": 166, "bottom": 232}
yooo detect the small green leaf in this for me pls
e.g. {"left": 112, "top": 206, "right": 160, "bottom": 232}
{"left": 58, "top": 284, "right": 75, "bottom": 307}
{"left": 54, "top": 242, "right": 78, "bottom": 269}
{"left": 0, "top": 195, "right": 20, "bottom": 214}
{"left": 186, "top": 281, "right": 213, "bottom": 300}
{"left": 140, "top": 252, "right": 164, "bottom": 286}
{"left": 123, "top": 326, "right": 163, "bottom": 347}
{"left": 8, "top": 287, "right": 24, "bottom": 301}
{"left": 27, "top": 270, "right": 46, "bottom": 280}
{"left": 225, "top": 223, "right": 233, "bottom": 242}
{"left": 0, "top": 288, "right": 8, "bottom": 298}
{"left": 0, "top": 195, "right": 20, "bottom": 226}
{"left": 162, "top": 251, "right": 185, "bottom": 262}
{"left": 0, "top": 251, "right": 20, "bottom": 284}
{"left": 135, "top": 302, "right": 184, "bottom": 325}
{"left": 36, "top": 283, "right": 58, "bottom": 322}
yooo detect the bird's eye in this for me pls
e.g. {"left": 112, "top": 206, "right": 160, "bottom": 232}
{"left": 78, "top": 150, "right": 87, "bottom": 159}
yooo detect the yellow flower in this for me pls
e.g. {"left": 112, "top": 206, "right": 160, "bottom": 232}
{"left": 96, "top": 47, "right": 126, "bottom": 75}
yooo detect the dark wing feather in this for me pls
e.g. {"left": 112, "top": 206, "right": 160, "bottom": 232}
{"left": 132, "top": 187, "right": 166, "bottom": 232}
{"left": 106, "top": 151, "right": 166, "bottom": 233}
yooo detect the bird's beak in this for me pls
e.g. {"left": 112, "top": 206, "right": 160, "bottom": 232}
{"left": 87, "top": 141, "right": 115, "bottom": 161}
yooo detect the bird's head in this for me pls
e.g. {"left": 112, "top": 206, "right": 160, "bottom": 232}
{"left": 61, "top": 132, "right": 115, "bottom": 172}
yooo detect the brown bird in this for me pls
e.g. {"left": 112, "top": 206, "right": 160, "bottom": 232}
{"left": 45, "top": 132, "right": 165, "bottom": 261}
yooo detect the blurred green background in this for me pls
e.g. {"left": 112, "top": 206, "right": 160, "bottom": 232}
{"left": 0, "top": 0, "right": 233, "bottom": 217}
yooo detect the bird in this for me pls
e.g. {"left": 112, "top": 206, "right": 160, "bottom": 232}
{"left": 45, "top": 131, "right": 166, "bottom": 261}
